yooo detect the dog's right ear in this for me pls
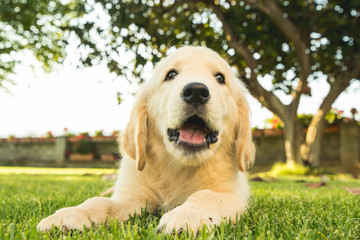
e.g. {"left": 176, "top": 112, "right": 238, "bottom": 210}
{"left": 234, "top": 88, "right": 256, "bottom": 172}
{"left": 120, "top": 91, "right": 148, "bottom": 171}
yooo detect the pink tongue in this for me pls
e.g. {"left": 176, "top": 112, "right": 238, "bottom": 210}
{"left": 179, "top": 127, "right": 206, "bottom": 145}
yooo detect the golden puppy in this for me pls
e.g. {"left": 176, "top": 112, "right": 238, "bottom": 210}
{"left": 37, "top": 46, "right": 255, "bottom": 234}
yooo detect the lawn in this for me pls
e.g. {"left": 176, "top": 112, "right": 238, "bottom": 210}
{"left": 0, "top": 167, "right": 359, "bottom": 239}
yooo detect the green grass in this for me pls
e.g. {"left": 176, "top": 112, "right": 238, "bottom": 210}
{"left": 267, "top": 163, "right": 310, "bottom": 176}
{"left": 266, "top": 163, "right": 338, "bottom": 177}
{"left": 0, "top": 167, "right": 359, "bottom": 239}
{"left": 0, "top": 166, "right": 117, "bottom": 175}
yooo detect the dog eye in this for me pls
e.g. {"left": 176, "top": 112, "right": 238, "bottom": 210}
{"left": 165, "top": 70, "right": 178, "bottom": 81}
{"left": 215, "top": 73, "right": 225, "bottom": 84}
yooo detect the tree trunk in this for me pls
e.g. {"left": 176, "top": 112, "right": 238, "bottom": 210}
{"left": 282, "top": 114, "right": 304, "bottom": 167}
{"left": 300, "top": 109, "right": 327, "bottom": 167}
{"left": 300, "top": 69, "right": 359, "bottom": 167}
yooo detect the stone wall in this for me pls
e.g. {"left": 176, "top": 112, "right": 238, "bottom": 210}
{"left": 252, "top": 127, "right": 342, "bottom": 168}
{"left": 252, "top": 122, "right": 359, "bottom": 172}
{"left": 0, "top": 136, "right": 119, "bottom": 168}
{"left": 252, "top": 130, "right": 285, "bottom": 165}
{"left": 0, "top": 138, "right": 56, "bottom": 164}
{"left": 340, "top": 120, "right": 360, "bottom": 173}
{"left": 0, "top": 122, "right": 359, "bottom": 171}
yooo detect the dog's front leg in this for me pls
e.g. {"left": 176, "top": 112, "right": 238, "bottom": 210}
{"left": 158, "top": 189, "right": 248, "bottom": 234}
{"left": 37, "top": 196, "right": 140, "bottom": 232}
{"left": 37, "top": 173, "right": 162, "bottom": 233}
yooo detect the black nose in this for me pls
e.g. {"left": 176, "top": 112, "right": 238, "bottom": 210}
{"left": 181, "top": 82, "right": 210, "bottom": 107}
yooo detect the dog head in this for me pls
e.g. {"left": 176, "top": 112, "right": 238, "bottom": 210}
{"left": 121, "top": 46, "right": 255, "bottom": 171}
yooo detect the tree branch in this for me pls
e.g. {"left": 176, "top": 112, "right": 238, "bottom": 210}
{"left": 208, "top": 1, "right": 286, "bottom": 119}
{"left": 244, "top": 0, "right": 312, "bottom": 111}
{"left": 320, "top": 61, "right": 360, "bottom": 113}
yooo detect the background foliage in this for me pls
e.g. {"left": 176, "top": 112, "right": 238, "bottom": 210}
{"left": 1, "top": 1, "right": 359, "bottom": 91}
{"left": 0, "top": 0, "right": 87, "bottom": 85}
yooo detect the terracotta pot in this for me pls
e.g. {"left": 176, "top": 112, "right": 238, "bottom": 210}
{"left": 100, "top": 154, "right": 116, "bottom": 161}
{"left": 69, "top": 153, "right": 94, "bottom": 161}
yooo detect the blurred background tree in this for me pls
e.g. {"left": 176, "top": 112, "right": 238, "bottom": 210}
{"left": 0, "top": 0, "right": 86, "bottom": 85}
{"left": 1, "top": 0, "right": 359, "bottom": 167}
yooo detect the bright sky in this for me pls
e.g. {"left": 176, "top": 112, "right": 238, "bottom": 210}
{"left": 0, "top": 52, "right": 359, "bottom": 138}
{"left": 0, "top": 57, "right": 134, "bottom": 138}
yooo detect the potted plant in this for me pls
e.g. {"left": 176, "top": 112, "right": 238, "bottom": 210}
{"left": 94, "top": 129, "right": 104, "bottom": 138}
{"left": 69, "top": 133, "right": 96, "bottom": 161}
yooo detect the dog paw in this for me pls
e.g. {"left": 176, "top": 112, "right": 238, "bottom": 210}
{"left": 158, "top": 205, "right": 222, "bottom": 234}
{"left": 37, "top": 206, "right": 105, "bottom": 232}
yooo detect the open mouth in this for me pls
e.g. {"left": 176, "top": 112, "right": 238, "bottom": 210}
{"left": 167, "top": 115, "right": 218, "bottom": 149}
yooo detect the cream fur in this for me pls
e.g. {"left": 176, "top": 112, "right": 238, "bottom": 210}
{"left": 37, "top": 46, "right": 255, "bottom": 234}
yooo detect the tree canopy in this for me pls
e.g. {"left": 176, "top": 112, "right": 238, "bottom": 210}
{"left": 73, "top": 0, "right": 360, "bottom": 94}
{"left": 0, "top": 0, "right": 85, "bottom": 85}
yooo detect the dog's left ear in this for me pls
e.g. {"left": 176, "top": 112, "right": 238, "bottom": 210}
{"left": 235, "top": 97, "right": 256, "bottom": 172}
{"left": 120, "top": 91, "right": 148, "bottom": 171}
